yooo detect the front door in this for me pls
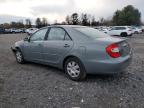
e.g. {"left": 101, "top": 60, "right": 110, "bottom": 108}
{"left": 23, "top": 28, "right": 48, "bottom": 62}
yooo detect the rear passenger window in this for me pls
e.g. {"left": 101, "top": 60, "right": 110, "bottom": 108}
{"left": 111, "top": 27, "right": 116, "bottom": 30}
{"left": 48, "top": 28, "right": 65, "bottom": 40}
{"left": 115, "top": 27, "right": 126, "bottom": 30}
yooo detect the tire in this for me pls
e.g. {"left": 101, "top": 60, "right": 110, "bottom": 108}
{"left": 121, "top": 32, "right": 127, "bottom": 37}
{"left": 15, "top": 49, "right": 25, "bottom": 64}
{"left": 134, "top": 31, "right": 138, "bottom": 34}
{"left": 64, "top": 57, "right": 86, "bottom": 81}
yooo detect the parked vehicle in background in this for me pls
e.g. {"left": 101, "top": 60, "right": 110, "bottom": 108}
{"left": 11, "top": 25, "right": 132, "bottom": 81}
{"left": 26, "top": 28, "right": 38, "bottom": 35}
{"left": 17, "top": 29, "right": 23, "bottom": 33}
{"left": 142, "top": 26, "right": 144, "bottom": 32}
{"left": 131, "top": 26, "right": 142, "bottom": 34}
{"left": 98, "top": 28, "right": 109, "bottom": 34}
{"left": 0, "top": 28, "right": 5, "bottom": 34}
{"left": 108, "top": 26, "right": 133, "bottom": 37}
{"left": 94, "top": 26, "right": 111, "bottom": 34}
{"left": 10, "top": 28, "right": 23, "bottom": 33}
{"left": 21, "top": 28, "right": 27, "bottom": 33}
{"left": 5, "top": 29, "right": 12, "bottom": 34}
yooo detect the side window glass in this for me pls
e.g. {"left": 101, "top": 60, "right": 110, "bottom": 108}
{"left": 111, "top": 27, "right": 116, "bottom": 30}
{"left": 48, "top": 28, "right": 65, "bottom": 40}
{"left": 122, "top": 27, "right": 126, "bottom": 30}
{"left": 30, "top": 28, "right": 47, "bottom": 41}
{"left": 115, "top": 27, "right": 119, "bottom": 30}
{"left": 64, "top": 33, "right": 71, "bottom": 40}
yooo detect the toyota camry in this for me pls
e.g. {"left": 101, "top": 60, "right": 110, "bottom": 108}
{"left": 11, "top": 25, "right": 132, "bottom": 81}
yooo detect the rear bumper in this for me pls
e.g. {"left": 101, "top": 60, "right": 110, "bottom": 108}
{"left": 83, "top": 54, "right": 132, "bottom": 74}
{"left": 128, "top": 33, "right": 132, "bottom": 36}
{"left": 127, "top": 32, "right": 133, "bottom": 36}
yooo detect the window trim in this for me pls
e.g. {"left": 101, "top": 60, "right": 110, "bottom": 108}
{"left": 29, "top": 27, "right": 49, "bottom": 42}
{"left": 45, "top": 27, "right": 72, "bottom": 41}
{"left": 112, "top": 27, "right": 126, "bottom": 30}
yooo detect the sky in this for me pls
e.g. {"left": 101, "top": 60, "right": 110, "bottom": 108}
{"left": 0, "top": 0, "right": 144, "bottom": 24}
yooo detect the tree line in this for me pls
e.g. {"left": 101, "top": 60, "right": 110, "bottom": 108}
{"left": 0, "top": 5, "right": 142, "bottom": 29}
{"left": 0, "top": 19, "right": 31, "bottom": 29}
{"left": 0, "top": 17, "right": 50, "bottom": 29}
{"left": 64, "top": 5, "right": 142, "bottom": 26}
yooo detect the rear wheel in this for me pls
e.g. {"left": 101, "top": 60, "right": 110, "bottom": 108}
{"left": 64, "top": 57, "right": 86, "bottom": 81}
{"left": 134, "top": 31, "right": 139, "bottom": 34}
{"left": 15, "top": 49, "right": 25, "bottom": 64}
{"left": 121, "top": 32, "right": 127, "bottom": 37}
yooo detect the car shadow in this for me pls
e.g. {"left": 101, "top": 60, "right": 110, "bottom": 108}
{"left": 24, "top": 62, "right": 65, "bottom": 76}
{"left": 22, "top": 62, "right": 127, "bottom": 83}
{"left": 84, "top": 71, "right": 128, "bottom": 83}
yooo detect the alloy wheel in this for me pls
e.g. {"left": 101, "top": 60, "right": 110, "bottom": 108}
{"left": 66, "top": 61, "right": 80, "bottom": 78}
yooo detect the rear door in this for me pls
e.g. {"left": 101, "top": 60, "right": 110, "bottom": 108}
{"left": 42, "top": 27, "right": 73, "bottom": 64}
{"left": 109, "top": 27, "right": 117, "bottom": 35}
{"left": 23, "top": 28, "right": 48, "bottom": 62}
{"left": 109, "top": 27, "right": 124, "bottom": 36}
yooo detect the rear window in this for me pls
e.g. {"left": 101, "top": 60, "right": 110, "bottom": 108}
{"left": 74, "top": 27, "right": 109, "bottom": 39}
{"left": 112, "top": 27, "right": 126, "bottom": 30}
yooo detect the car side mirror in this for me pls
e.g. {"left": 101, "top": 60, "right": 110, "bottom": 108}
{"left": 24, "top": 36, "right": 30, "bottom": 42}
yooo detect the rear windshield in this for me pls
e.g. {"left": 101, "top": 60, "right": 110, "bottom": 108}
{"left": 74, "top": 27, "right": 109, "bottom": 39}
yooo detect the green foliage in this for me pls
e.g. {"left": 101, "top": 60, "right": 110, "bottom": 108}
{"left": 71, "top": 13, "right": 79, "bottom": 25}
{"left": 81, "top": 14, "right": 89, "bottom": 26}
{"left": 35, "top": 17, "right": 48, "bottom": 28}
{"left": 35, "top": 18, "right": 42, "bottom": 28}
{"left": 113, "top": 5, "right": 141, "bottom": 26}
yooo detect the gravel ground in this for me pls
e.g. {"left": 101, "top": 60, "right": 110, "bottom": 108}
{"left": 0, "top": 33, "right": 144, "bottom": 108}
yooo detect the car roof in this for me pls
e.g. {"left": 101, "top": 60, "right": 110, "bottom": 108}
{"left": 113, "top": 26, "right": 128, "bottom": 28}
{"left": 44, "top": 25, "right": 87, "bottom": 29}
{"left": 40, "top": 25, "right": 92, "bottom": 42}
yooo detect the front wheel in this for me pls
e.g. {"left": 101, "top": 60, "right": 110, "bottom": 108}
{"left": 64, "top": 57, "right": 86, "bottom": 81}
{"left": 15, "top": 49, "right": 25, "bottom": 64}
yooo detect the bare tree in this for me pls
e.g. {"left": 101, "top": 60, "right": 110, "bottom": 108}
{"left": 42, "top": 18, "right": 48, "bottom": 27}
{"left": 35, "top": 18, "right": 42, "bottom": 28}
{"left": 66, "top": 15, "right": 71, "bottom": 24}
{"left": 25, "top": 19, "right": 32, "bottom": 28}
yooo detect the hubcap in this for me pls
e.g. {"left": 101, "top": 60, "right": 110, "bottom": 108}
{"left": 67, "top": 61, "right": 80, "bottom": 78}
{"left": 16, "top": 51, "right": 22, "bottom": 62}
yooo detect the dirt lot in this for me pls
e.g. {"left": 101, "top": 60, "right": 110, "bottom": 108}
{"left": 0, "top": 33, "right": 144, "bottom": 108}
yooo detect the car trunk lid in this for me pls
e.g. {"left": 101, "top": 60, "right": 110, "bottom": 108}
{"left": 95, "top": 36, "right": 131, "bottom": 57}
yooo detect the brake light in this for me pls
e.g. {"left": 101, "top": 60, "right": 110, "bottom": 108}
{"left": 106, "top": 43, "right": 121, "bottom": 58}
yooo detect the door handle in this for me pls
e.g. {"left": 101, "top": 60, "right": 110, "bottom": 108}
{"left": 64, "top": 44, "right": 70, "bottom": 48}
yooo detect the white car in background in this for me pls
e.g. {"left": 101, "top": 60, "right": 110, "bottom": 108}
{"left": 26, "top": 28, "right": 38, "bottom": 35}
{"left": 142, "top": 26, "right": 144, "bottom": 32}
{"left": 108, "top": 26, "right": 133, "bottom": 37}
{"left": 131, "top": 27, "right": 142, "bottom": 34}
{"left": 94, "top": 26, "right": 111, "bottom": 34}
{"left": 10, "top": 28, "right": 23, "bottom": 33}
{"left": 98, "top": 28, "right": 109, "bottom": 34}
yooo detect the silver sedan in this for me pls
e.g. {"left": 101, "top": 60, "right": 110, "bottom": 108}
{"left": 11, "top": 25, "right": 132, "bottom": 81}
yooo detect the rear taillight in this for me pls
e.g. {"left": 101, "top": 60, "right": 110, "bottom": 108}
{"left": 106, "top": 43, "right": 121, "bottom": 58}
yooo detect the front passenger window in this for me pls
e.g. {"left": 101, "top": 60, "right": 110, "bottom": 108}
{"left": 30, "top": 28, "right": 48, "bottom": 41}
